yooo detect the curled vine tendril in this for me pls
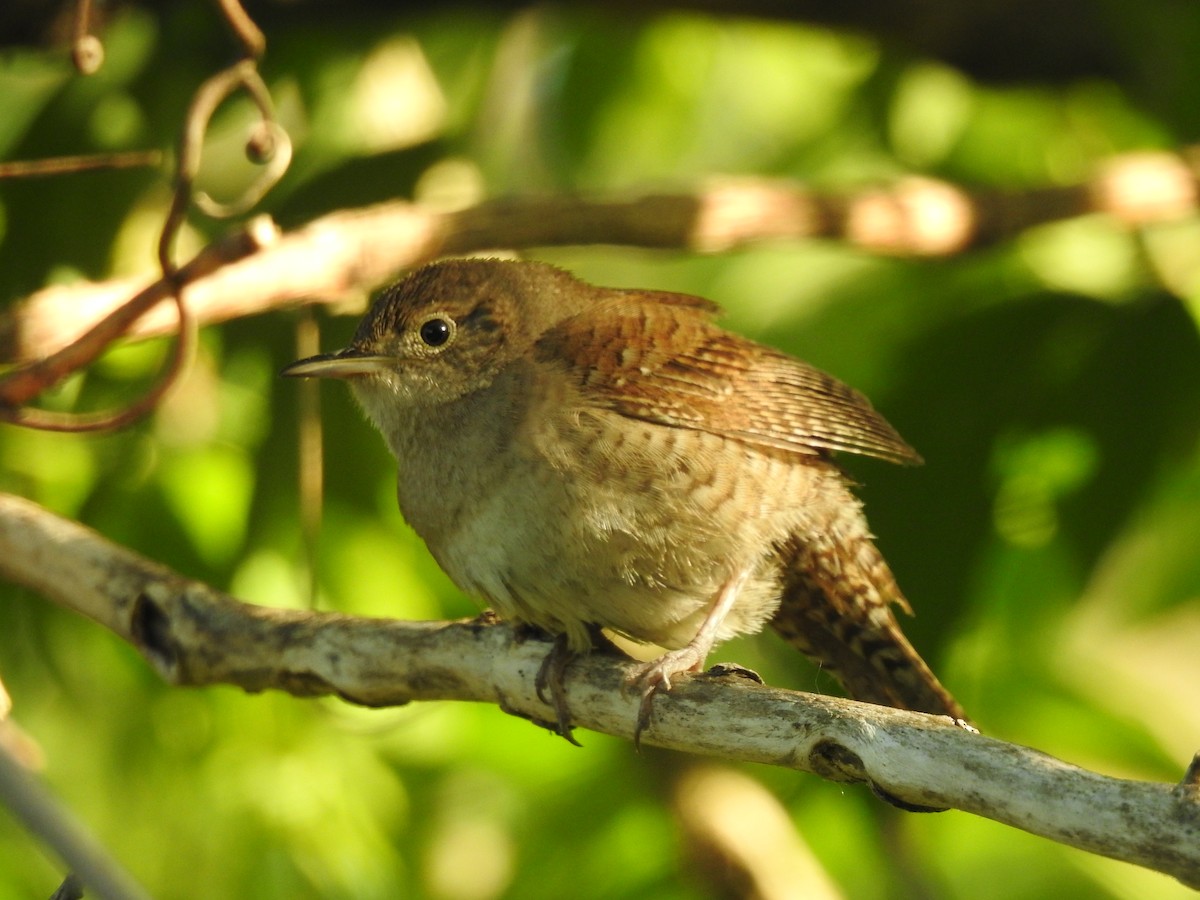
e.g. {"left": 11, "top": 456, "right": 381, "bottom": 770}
{"left": 0, "top": 0, "right": 289, "bottom": 433}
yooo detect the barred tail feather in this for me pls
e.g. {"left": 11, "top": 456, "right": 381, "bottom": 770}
{"left": 771, "top": 484, "right": 966, "bottom": 721}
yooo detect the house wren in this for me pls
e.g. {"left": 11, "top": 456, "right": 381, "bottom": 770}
{"left": 284, "top": 258, "right": 965, "bottom": 738}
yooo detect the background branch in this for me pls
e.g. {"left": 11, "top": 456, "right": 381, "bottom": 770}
{"left": 4, "top": 147, "right": 1199, "bottom": 364}
{"left": 0, "top": 490, "right": 1196, "bottom": 889}
{"left": 0, "top": 742, "right": 150, "bottom": 900}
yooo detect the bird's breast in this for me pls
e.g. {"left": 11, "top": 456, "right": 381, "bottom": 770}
{"left": 386, "top": 366, "right": 826, "bottom": 652}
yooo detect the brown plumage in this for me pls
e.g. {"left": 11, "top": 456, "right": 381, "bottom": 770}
{"left": 285, "top": 258, "right": 965, "bottom": 736}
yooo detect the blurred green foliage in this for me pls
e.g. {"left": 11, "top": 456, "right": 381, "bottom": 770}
{"left": 2, "top": 5, "right": 1200, "bottom": 898}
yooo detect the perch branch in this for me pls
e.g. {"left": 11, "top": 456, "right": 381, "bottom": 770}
{"left": 0, "top": 491, "right": 1196, "bottom": 888}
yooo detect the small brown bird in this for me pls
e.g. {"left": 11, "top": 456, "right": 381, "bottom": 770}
{"left": 284, "top": 258, "right": 964, "bottom": 739}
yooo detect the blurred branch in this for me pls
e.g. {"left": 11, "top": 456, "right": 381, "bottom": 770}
{"left": 213, "top": 0, "right": 266, "bottom": 59}
{"left": 672, "top": 765, "right": 843, "bottom": 899}
{"left": 0, "top": 151, "right": 162, "bottom": 179}
{"left": 0, "top": 491, "right": 1197, "bottom": 889}
{"left": 70, "top": 0, "right": 103, "bottom": 75}
{"left": 0, "top": 676, "right": 42, "bottom": 771}
{"left": 0, "top": 729, "right": 150, "bottom": 900}
{"left": 6, "top": 147, "right": 1200, "bottom": 364}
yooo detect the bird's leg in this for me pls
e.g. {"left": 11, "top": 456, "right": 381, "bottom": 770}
{"left": 534, "top": 625, "right": 617, "bottom": 745}
{"left": 535, "top": 632, "right": 582, "bottom": 745}
{"left": 626, "top": 567, "right": 752, "bottom": 746}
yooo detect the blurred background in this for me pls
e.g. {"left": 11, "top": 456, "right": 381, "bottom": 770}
{"left": 1, "top": 2, "right": 1199, "bottom": 897}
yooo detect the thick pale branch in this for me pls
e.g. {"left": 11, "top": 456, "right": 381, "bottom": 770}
{"left": 0, "top": 490, "right": 1197, "bottom": 888}
{"left": 6, "top": 150, "right": 1200, "bottom": 363}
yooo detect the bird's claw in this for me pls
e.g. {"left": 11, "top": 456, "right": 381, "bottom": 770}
{"left": 535, "top": 633, "right": 581, "bottom": 746}
{"left": 624, "top": 646, "right": 706, "bottom": 750}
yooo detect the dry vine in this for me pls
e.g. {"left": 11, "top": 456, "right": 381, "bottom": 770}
{"left": 0, "top": 0, "right": 288, "bottom": 433}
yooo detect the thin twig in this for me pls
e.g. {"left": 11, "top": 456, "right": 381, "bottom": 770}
{"left": 70, "top": 0, "right": 103, "bottom": 74}
{"left": 0, "top": 151, "right": 162, "bottom": 179}
{"left": 213, "top": 0, "right": 266, "bottom": 59}
{"left": 295, "top": 307, "right": 323, "bottom": 609}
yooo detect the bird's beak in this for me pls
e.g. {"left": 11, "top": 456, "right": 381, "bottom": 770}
{"left": 281, "top": 348, "right": 394, "bottom": 379}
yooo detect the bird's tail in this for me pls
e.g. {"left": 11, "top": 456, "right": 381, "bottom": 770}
{"left": 770, "top": 484, "right": 966, "bottom": 721}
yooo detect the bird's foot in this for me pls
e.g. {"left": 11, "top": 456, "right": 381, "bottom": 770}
{"left": 622, "top": 569, "right": 750, "bottom": 748}
{"left": 624, "top": 645, "right": 708, "bottom": 750}
{"left": 535, "top": 633, "right": 581, "bottom": 746}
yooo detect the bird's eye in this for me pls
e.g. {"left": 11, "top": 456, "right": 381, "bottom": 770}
{"left": 418, "top": 317, "right": 453, "bottom": 347}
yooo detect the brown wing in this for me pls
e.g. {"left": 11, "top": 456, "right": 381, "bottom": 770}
{"left": 534, "top": 291, "right": 921, "bottom": 466}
